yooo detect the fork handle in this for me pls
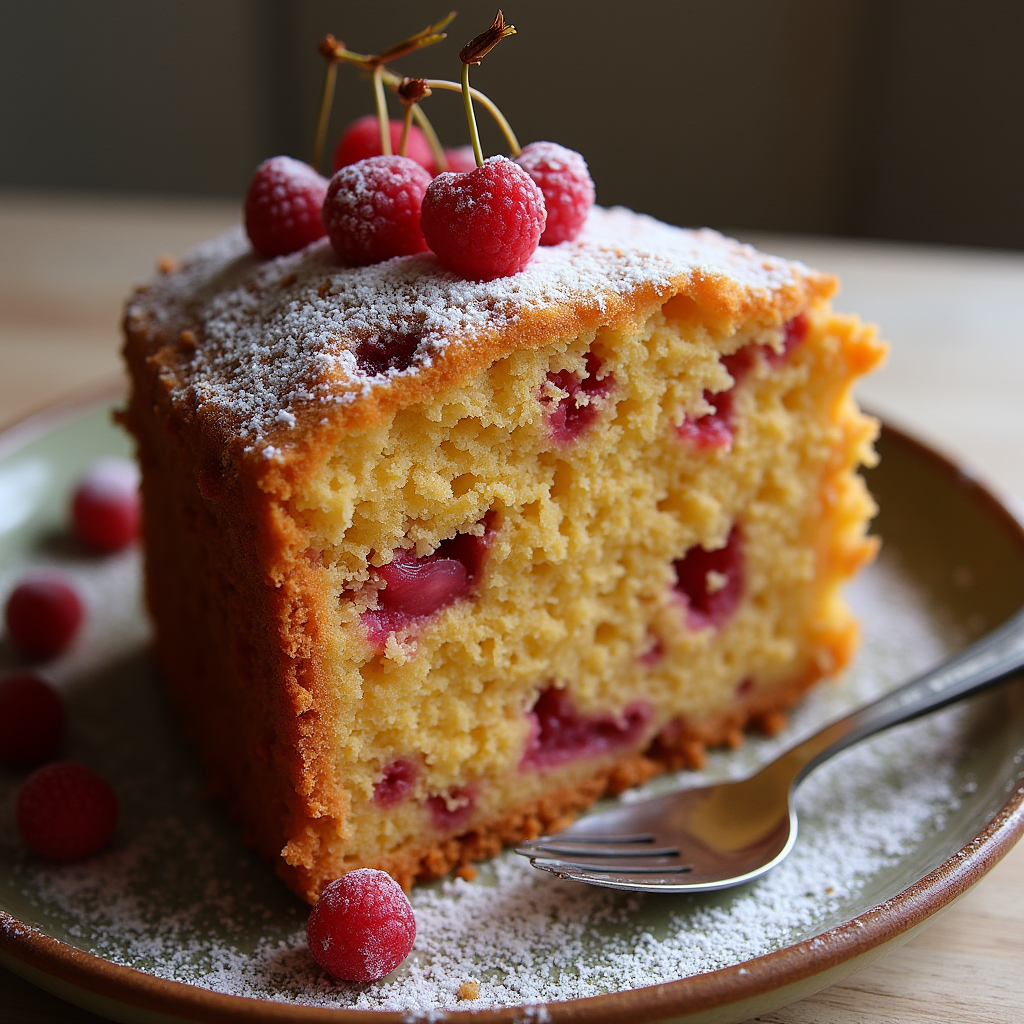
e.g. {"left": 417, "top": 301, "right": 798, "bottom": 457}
{"left": 783, "top": 604, "right": 1024, "bottom": 785}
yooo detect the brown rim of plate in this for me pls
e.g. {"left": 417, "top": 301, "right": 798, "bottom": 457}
{"left": 1, "top": 383, "right": 1023, "bottom": 1024}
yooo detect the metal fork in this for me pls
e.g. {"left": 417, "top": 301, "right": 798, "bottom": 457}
{"left": 515, "top": 605, "right": 1024, "bottom": 892}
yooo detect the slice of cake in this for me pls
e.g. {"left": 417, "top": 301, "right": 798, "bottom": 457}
{"left": 121, "top": 207, "right": 885, "bottom": 901}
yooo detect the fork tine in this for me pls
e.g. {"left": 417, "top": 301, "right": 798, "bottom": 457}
{"left": 516, "top": 842, "right": 681, "bottom": 858}
{"left": 531, "top": 858, "right": 693, "bottom": 875}
{"left": 517, "top": 832, "right": 657, "bottom": 847}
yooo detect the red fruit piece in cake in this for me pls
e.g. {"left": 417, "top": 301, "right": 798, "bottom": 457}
{"left": 333, "top": 115, "right": 434, "bottom": 174}
{"left": 322, "top": 156, "right": 432, "bottom": 266}
{"left": 420, "top": 157, "right": 546, "bottom": 281}
{"left": 244, "top": 156, "right": 328, "bottom": 258}
{"left": 373, "top": 758, "right": 418, "bottom": 807}
{"left": 0, "top": 673, "right": 66, "bottom": 767}
{"left": 362, "top": 527, "right": 490, "bottom": 645}
{"left": 673, "top": 525, "right": 744, "bottom": 630}
{"left": 521, "top": 687, "right": 652, "bottom": 768}
{"left": 427, "top": 786, "right": 476, "bottom": 832}
{"left": 541, "top": 351, "right": 615, "bottom": 443}
{"left": 514, "top": 141, "right": 595, "bottom": 245}
{"left": 5, "top": 573, "right": 83, "bottom": 658}
{"left": 763, "top": 312, "right": 810, "bottom": 367}
{"left": 72, "top": 457, "right": 140, "bottom": 553}
{"left": 442, "top": 145, "right": 477, "bottom": 174}
{"left": 16, "top": 761, "right": 118, "bottom": 861}
{"left": 354, "top": 332, "right": 422, "bottom": 377}
{"left": 306, "top": 868, "right": 416, "bottom": 982}
{"left": 677, "top": 346, "right": 756, "bottom": 449}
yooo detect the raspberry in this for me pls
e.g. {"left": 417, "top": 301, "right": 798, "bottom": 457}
{"left": 5, "top": 573, "right": 83, "bottom": 658}
{"left": 764, "top": 312, "right": 810, "bottom": 366}
{"left": 361, "top": 528, "right": 490, "bottom": 646}
{"left": 71, "top": 458, "right": 140, "bottom": 553}
{"left": 244, "top": 156, "right": 328, "bottom": 258}
{"left": 322, "top": 156, "right": 432, "bottom": 266}
{"left": 521, "top": 688, "right": 650, "bottom": 769}
{"left": 427, "top": 787, "right": 476, "bottom": 832}
{"left": 16, "top": 762, "right": 118, "bottom": 861}
{"left": 373, "top": 758, "right": 418, "bottom": 807}
{"left": 678, "top": 346, "right": 756, "bottom": 450}
{"left": 307, "top": 869, "right": 416, "bottom": 982}
{"left": 674, "top": 525, "right": 744, "bottom": 630}
{"left": 333, "top": 115, "right": 434, "bottom": 174}
{"left": 442, "top": 146, "right": 477, "bottom": 174}
{"left": 515, "top": 141, "right": 595, "bottom": 245}
{"left": 421, "top": 157, "right": 546, "bottom": 281}
{"left": 0, "top": 673, "right": 66, "bottom": 767}
{"left": 541, "top": 351, "right": 615, "bottom": 443}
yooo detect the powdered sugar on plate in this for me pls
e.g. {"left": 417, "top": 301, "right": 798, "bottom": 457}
{"left": 0, "top": 546, "right": 985, "bottom": 1014}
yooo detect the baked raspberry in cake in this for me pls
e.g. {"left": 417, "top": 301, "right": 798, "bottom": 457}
{"left": 121, "top": 206, "right": 885, "bottom": 901}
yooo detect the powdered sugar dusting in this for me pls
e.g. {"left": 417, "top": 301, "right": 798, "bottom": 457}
{"left": 0, "top": 549, "right": 991, "bottom": 1014}
{"left": 129, "top": 208, "right": 819, "bottom": 450}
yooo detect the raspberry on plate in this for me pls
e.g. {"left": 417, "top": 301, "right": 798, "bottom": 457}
{"left": 515, "top": 141, "right": 595, "bottom": 245}
{"left": 5, "top": 573, "right": 83, "bottom": 658}
{"left": 306, "top": 868, "right": 416, "bottom": 982}
{"left": 72, "top": 457, "right": 140, "bottom": 552}
{"left": 420, "top": 156, "right": 546, "bottom": 281}
{"left": 16, "top": 761, "right": 119, "bottom": 861}
{"left": 333, "top": 115, "right": 434, "bottom": 174}
{"left": 0, "top": 672, "right": 66, "bottom": 767}
{"left": 322, "top": 156, "right": 432, "bottom": 266}
{"left": 244, "top": 156, "right": 329, "bottom": 258}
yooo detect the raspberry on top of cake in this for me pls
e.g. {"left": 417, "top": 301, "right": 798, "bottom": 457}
{"left": 123, "top": 205, "right": 885, "bottom": 900}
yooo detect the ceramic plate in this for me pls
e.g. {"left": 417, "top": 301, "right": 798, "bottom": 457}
{"left": 1, "top": 386, "right": 1023, "bottom": 1024}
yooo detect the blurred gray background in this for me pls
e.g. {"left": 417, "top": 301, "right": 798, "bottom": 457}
{"left": 2, "top": 0, "right": 1023, "bottom": 247}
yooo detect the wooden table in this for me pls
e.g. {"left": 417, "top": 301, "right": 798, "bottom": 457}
{"left": 2, "top": 194, "right": 1022, "bottom": 1023}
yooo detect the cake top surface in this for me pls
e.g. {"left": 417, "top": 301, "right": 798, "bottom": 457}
{"left": 127, "top": 206, "right": 833, "bottom": 467}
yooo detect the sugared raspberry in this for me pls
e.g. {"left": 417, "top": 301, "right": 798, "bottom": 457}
{"left": 333, "top": 115, "right": 434, "bottom": 174}
{"left": 0, "top": 673, "right": 66, "bottom": 767}
{"left": 442, "top": 146, "right": 477, "bottom": 174}
{"left": 244, "top": 156, "right": 328, "bottom": 258}
{"left": 420, "top": 157, "right": 546, "bottom": 281}
{"left": 323, "top": 156, "right": 432, "bottom": 266}
{"left": 16, "top": 762, "right": 118, "bottom": 861}
{"left": 5, "top": 573, "right": 83, "bottom": 658}
{"left": 307, "top": 869, "right": 416, "bottom": 982}
{"left": 71, "top": 458, "right": 140, "bottom": 553}
{"left": 514, "top": 142, "right": 594, "bottom": 245}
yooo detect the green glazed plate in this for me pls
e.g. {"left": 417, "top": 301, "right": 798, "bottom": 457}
{"left": 1, "top": 384, "right": 1023, "bottom": 1024}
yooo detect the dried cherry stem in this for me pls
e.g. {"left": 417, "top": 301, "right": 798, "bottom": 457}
{"left": 399, "top": 104, "right": 414, "bottom": 157}
{"left": 461, "top": 63, "right": 484, "bottom": 167}
{"left": 315, "top": 14, "right": 455, "bottom": 167}
{"left": 372, "top": 65, "right": 392, "bottom": 156}
{"left": 428, "top": 79, "right": 521, "bottom": 157}
{"left": 412, "top": 105, "right": 447, "bottom": 171}
{"left": 312, "top": 46, "right": 339, "bottom": 171}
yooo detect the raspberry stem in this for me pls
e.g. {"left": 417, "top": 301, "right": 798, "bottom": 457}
{"left": 312, "top": 59, "right": 338, "bottom": 172}
{"left": 372, "top": 65, "right": 392, "bottom": 156}
{"left": 399, "top": 105, "right": 413, "bottom": 157}
{"left": 412, "top": 105, "right": 448, "bottom": 171}
{"left": 419, "top": 79, "right": 521, "bottom": 157}
{"left": 461, "top": 62, "right": 484, "bottom": 167}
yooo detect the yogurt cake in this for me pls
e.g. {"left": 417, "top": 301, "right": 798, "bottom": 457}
{"left": 121, "top": 206, "right": 885, "bottom": 901}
